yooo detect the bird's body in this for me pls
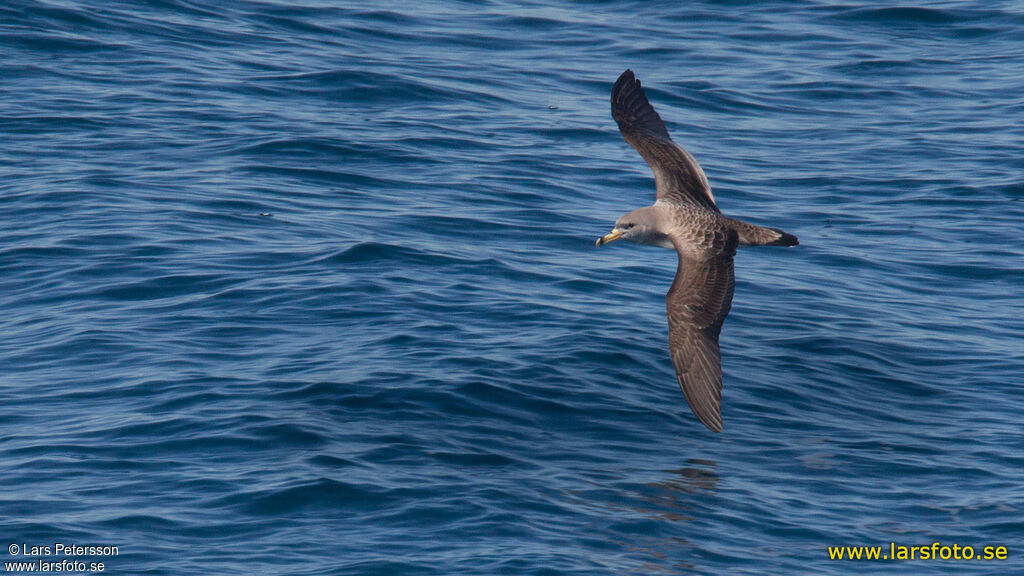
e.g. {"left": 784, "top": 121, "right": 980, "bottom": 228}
{"left": 596, "top": 70, "right": 797, "bottom": 433}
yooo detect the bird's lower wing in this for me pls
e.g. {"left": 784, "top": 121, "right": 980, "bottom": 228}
{"left": 666, "top": 231, "right": 737, "bottom": 432}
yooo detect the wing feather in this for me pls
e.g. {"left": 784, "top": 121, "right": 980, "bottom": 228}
{"left": 666, "top": 228, "right": 737, "bottom": 432}
{"left": 611, "top": 70, "right": 719, "bottom": 212}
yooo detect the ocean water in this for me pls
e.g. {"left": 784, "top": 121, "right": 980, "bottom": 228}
{"left": 2, "top": 0, "right": 1022, "bottom": 574}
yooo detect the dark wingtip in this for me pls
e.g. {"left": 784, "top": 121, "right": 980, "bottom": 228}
{"left": 611, "top": 69, "right": 672, "bottom": 141}
{"left": 612, "top": 69, "right": 638, "bottom": 100}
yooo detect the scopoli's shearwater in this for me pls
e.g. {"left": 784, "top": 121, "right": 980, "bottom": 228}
{"left": 597, "top": 70, "right": 798, "bottom": 432}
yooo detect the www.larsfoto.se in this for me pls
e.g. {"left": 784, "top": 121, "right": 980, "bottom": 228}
{"left": 829, "top": 542, "right": 1008, "bottom": 561}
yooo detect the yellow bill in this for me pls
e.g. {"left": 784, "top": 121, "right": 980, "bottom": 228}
{"left": 596, "top": 228, "right": 622, "bottom": 247}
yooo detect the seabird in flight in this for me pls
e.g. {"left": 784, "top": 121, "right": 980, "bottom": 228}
{"left": 596, "top": 69, "right": 798, "bottom": 432}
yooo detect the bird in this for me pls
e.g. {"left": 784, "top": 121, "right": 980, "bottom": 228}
{"left": 596, "top": 69, "right": 798, "bottom": 432}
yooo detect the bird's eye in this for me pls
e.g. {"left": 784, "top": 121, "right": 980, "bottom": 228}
{"left": 623, "top": 223, "right": 635, "bottom": 230}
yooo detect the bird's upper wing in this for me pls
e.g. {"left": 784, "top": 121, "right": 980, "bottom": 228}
{"left": 666, "top": 228, "right": 737, "bottom": 432}
{"left": 611, "top": 69, "right": 720, "bottom": 213}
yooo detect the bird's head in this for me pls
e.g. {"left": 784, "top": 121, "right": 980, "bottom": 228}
{"left": 595, "top": 207, "right": 669, "bottom": 248}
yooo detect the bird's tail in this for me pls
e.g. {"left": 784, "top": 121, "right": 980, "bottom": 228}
{"left": 725, "top": 218, "right": 799, "bottom": 247}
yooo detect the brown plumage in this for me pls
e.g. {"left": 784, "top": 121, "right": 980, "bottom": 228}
{"left": 596, "top": 69, "right": 798, "bottom": 432}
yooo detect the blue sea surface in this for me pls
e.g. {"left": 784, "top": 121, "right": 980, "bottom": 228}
{"left": 2, "top": 1, "right": 1022, "bottom": 574}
